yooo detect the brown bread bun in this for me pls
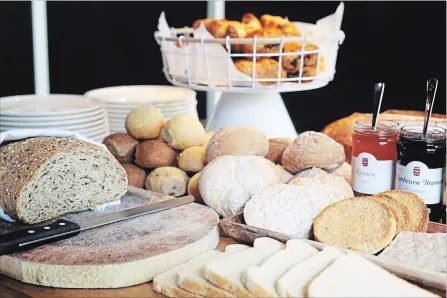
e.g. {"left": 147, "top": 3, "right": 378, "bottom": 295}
{"left": 103, "top": 133, "right": 138, "bottom": 163}
{"left": 135, "top": 140, "right": 176, "bottom": 169}
{"left": 121, "top": 163, "right": 146, "bottom": 189}
{"left": 265, "top": 138, "right": 293, "bottom": 164}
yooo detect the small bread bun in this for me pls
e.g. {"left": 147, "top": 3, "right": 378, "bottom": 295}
{"left": 314, "top": 197, "right": 397, "bottom": 254}
{"left": 202, "top": 131, "right": 215, "bottom": 148}
{"left": 125, "top": 106, "right": 165, "bottom": 139}
{"left": 162, "top": 115, "right": 205, "bottom": 150}
{"left": 265, "top": 138, "right": 293, "bottom": 164}
{"left": 135, "top": 139, "right": 176, "bottom": 168}
{"left": 103, "top": 133, "right": 138, "bottom": 163}
{"left": 187, "top": 172, "right": 203, "bottom": 204}
{"left": 282, "top": 131, "right": 345, "bottom": 174}
{"left": 145, "top": 167, "right": 189, "bottom": 197}
{"left": 205, "top": 126, "right": 269, "bottom": 163}
{"left": 178, "top": 146, "right": 206, "bottom": 173}
{"left": 121, "top": 163, "right": 146, "bottom": 189}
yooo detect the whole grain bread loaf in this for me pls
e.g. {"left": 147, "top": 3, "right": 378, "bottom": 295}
{"left": 0, "top": 137, "right": 128, "bottom": 224}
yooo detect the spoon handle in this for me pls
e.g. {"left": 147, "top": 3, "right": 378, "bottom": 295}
{"left": 372, "top": 83, "right": 385, "bottom": 129}
{"left": 423, "top": 78, "right": 438, "bottom": 136}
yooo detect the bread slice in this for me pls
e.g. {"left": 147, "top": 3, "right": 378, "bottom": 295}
{"left": 203, "top": 237, "right": 285, "bottom": 297}
{"left": 379, "top": 232, "right": 446, "bottom": 272}
{"left": 377, "top": 190, "right": 429, "bottom": 232}
{"left": 177, "top": 244, "right": 250, "bottom": 297}
{"left": 153, "top": 250, "right": 221, "bottom": 298}
{"left": 244, "top": 184, "right": 347, "bottom": 238}
{"left": 308, "top": 253, "right": 440, "bottom": 297}
{"left": 373, "top": 194, "right": 410, "bottom": 234}
{"left": 0, "top": 137, "right": 128, "bottom": 224}
{"left": 276, "top": 246, "right": 344, "bottom": 297}
{"left": 313, "top": 197, "right": 397, "bottom": 254}
{"left": 243, "top": 239, "right": 318, "bottom": 297}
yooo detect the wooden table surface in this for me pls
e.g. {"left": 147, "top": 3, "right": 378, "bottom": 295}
{"left": 0, "top": 237, "right": 237, "bottom": 298}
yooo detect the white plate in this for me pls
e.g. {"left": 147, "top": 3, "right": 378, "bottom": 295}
{"left": 106, "top": 106, "right": 197, "bottom": 117}
{"left": 0, "top": 117, "right": 108, "bottom": 131}
{"left": 0, "top": 107, "right": 106, "bottom": 122}
{"left": 0, "top": 110, "right": 108, "bottom": 127}
{"left": 85, "top": 85, "right": 196, "bottom": 104}
{"left": 0, "top": 94, "right": 104, "bottom": 116}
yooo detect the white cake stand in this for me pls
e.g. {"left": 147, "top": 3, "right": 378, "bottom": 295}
{"left": 154, "top": 19, "right": 345, "bottom": 139}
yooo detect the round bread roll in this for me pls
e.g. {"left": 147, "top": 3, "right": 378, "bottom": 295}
{"left": 205, "top": 126, "right": 269, "bottom": 163}
{"left": 187, "top": 172, "right": 203, "bottom": 204}
{"left": 244, "top": 183, "right": 347, "bottom": 238}
{"left": 135, "top": 139, "right": 176, "bottom": 168}
{"left": 103, "top": 133, "right": 138, "bottom": 163}
{"left": 202, "top": 131, "right": 215, "bottom": 148}
{"left": 125, "top": 106, "right": 165, "bottom": 139}
{"left": 178, "top": 146, "right": 206, "bottom": 173}
{"left": 313, "top": 197, "right": 397, "bottom": 254}
{"left": 288, "top": 167, "right": 353, "bottom": 199}
{"left": 121, "top": 163, "right": 146, "bottom": 189}
{"left": 145, "top": 167, "right": 189, "bottom": 197}
{"left": 199, "top": 155, "right": 278, "bottom": 217}
{"left": 162, "top": 115, "right": 205, "bottom": 150}
{"left": 282, "top": 131, "right": 345, "bottom": 174}
{"left": 265, "top": 138, "right": 293, "bottom": 164}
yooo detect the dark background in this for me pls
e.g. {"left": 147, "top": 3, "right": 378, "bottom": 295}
{"left": 0, "top": 1, "right": 445, "bottom": 132}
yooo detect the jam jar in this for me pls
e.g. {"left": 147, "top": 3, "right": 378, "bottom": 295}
{"left": 395, "top": 125, "right": 446, "bottom": 222}
{"left": 351, "top": 120, "right": 399, "bottom": 196}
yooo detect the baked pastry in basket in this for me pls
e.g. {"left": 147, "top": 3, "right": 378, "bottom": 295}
{"left": 241, "top": 27, "right": 285, "bottom": 56}
{"left": 234, "top": 58, "right": 286, "bottom": 85}
{"left": 260, "top": 14, "right": 301, "bottom": 37}
{"left": 286, "top": 56, "right": 325, "bottom": 83}
{"left": 282, "top": 42, "right": 320, "bottom": 73}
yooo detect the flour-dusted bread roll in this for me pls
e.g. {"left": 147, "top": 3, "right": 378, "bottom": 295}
{"left": 244, "top": 184, "right": 347, "bottom": 238}
{"left": 178, "top": 146, "right": 206, "bottom": 173}
{"left": 288, "top": 167, "right": 353, "bottom": 199}
{"left": 187, "top": 172, "right": 203, "bottom": 204}
{"left": 199, "top": 155, "right": 278, "bottom": 217}
{"left": 282, "top": 131, "right": 345, "bottom": 174}
{"left": 205, "top": 126, "right": 269, "bottom": 163}
{"left": 145, "top": 166, "right": 189, "bottom": 197}
{"left": 121, "top": 163, "right": 146, "bottom": 189}
{"left": 125, "top": 106, "right": 165, "bottom": 139}
{"left": 0, "top": 137, "right": 128, "bottom": 224}
{"left": 265, "top": 138, "right": 293, "bottom": 164}
{"left": 162, "top": 115, "right": 205, "bottom": 150}
{"left": 103, "top": 133, "right": 138, "bottom": 163}
{"left": 135, "top": 139, "right": 176, "bottom": 168}
{"left": 275, "top": 165, "right": 294, "bottom": 184}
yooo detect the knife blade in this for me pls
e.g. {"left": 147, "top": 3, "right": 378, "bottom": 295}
{"left": 0, "top": 195, "right": 194, "bottom": 256}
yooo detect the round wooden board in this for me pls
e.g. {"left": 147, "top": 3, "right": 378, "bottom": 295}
{"left": 0, "top": 192, "right": 219, "bottom": 288}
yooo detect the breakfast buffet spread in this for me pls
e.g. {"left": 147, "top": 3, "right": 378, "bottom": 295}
{"left": 0, "top": 11, "right": 446, "bottom": 298}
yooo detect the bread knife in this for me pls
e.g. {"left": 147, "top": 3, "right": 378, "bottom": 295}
{"left": 0, "top": 195, "right": 194, "bottom": 256}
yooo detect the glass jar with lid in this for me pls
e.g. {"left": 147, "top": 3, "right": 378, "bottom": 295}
{"left": 395, "top": 125, "right": 446, "bottom": 222}
{"left": 351, "top": 120, "right": 399, "bottom": 196}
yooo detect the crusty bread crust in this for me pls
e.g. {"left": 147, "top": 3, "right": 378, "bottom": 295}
{"left": 0, "top": 137, "right": 127, "bottom": 223}
{"left": 378, "top": 190, "right": 429, "bottom": 233}
{"left": 313, "top": 197, "right": 397, "bottom": 254}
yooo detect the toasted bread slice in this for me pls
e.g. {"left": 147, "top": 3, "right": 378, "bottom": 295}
{"left": 313, "top": 197, "right": 397, "bottom": 254}
{"left": 378, "top": 190, "right": 429, "bottom": 232}
{"left": 373, "top": 194, "right": 410, "bottom": 234}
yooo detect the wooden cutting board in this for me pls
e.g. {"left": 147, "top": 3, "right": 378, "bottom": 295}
{"left": 0, "top": 191, "right": 220, "bottom": 289}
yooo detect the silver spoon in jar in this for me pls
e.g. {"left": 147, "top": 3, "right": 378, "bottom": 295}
{"left": 372, "top": 82, "right": 385, "bottom": 131}
{"left": 423, "top": 78, "right": 438, "bottom": 137}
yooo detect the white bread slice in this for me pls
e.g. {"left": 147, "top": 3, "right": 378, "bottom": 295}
{"left": 243, "top": 239, "right": 319, "bottom": 297}
{"left": 276, "top": 246, "right": 344, "bottom": 297}
{"left": 177, "top": 244, "right": 250, "bottom": 297}
{"left": 203, "top": 238, "right": 285, "bottom": 297}
{"left": 308, "top": 253, "right": 440, "bottom": 297}
{"left": 153, "top": 250, "right": 220, "bottom": 297}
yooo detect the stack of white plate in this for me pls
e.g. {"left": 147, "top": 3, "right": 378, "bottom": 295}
{"left": 84, "top": 85, "right": 198, "bottom": 133}
{"left": 0, "top": 94, "right": 109, "bottom": 142}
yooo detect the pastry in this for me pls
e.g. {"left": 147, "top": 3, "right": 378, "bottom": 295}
{"left": 282, "top": 42, "right": 320, "bottom": 72}
{"left": 260, "top": 14, "right": 301, "bottom": 36}
{"left": 234, "top": 58, "right": 286, "bottom": 85}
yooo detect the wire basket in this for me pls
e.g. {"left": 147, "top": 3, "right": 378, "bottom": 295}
{"left": 154, "top": 25, "right": 345, "bottom": 93}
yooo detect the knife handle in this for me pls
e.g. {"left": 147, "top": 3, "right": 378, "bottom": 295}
{"left": 0, "top": 219, "right": 81, "bottom": 256}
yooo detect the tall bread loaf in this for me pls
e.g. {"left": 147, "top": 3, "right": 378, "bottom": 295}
{"left": 0, "top": 137, "right": 128, "bottom": 224}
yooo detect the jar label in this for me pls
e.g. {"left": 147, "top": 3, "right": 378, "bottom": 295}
{"left": 395, "top": 161, "right": 443, "bottom": 205}
{"left": 351, "top": 152, "right": 395, "bottom": 194}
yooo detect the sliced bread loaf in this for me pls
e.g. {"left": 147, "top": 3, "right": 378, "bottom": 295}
{"left": 377, "top": 190, "right": 429, "bottom": 232}
{"left": 313, "top": 197, "right": 397, "bottom": 254}
{"left": 308, "top": 253, "right": 440, "bottom": 297}
{"left": 373, "top": 194, "right": 410, "bottom": 234}
{"left": 0, "top": 137, "right": 128, "bottom": 224}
